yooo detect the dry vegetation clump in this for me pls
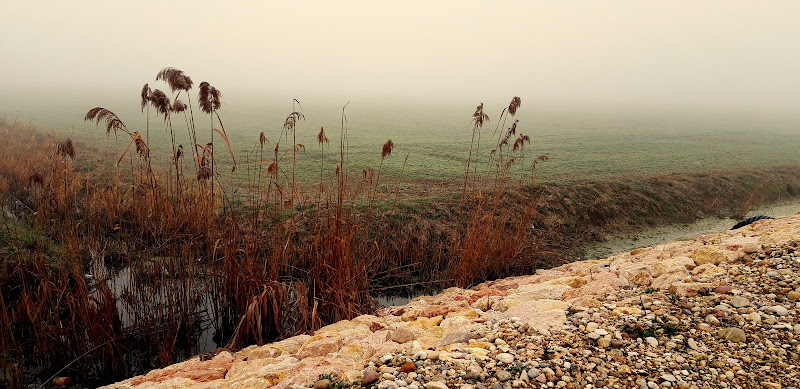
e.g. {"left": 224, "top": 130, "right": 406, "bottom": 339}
{"left": 451, "top": 97, "right": 540, "bottom": 287}
{"left": 0, "top": 65, "right": 543, "bottom": 387}
{"left": 0, "top": 122, "right": 127, "bottom": 387}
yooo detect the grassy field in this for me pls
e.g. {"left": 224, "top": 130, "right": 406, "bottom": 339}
{"left": 8, "top": 96, "right": 799, "bottom": 188}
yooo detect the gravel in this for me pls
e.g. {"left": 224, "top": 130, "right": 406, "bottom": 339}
{"left": 312, "top": 241, "right": 800, "bottom": 389}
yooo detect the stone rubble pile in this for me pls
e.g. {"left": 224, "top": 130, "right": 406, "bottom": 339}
{"left": 104, "top": 215, "right": 800, "bottom": 389}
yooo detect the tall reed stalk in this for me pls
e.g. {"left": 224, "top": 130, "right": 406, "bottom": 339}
{"left": 198, "top": 81, "right": 222, "bottom": 205}
{"left": 283, "top": 99, "right": 304, "bottom": 206}
{"left": 461, "top": 103, "right": 489, "bottom": 208}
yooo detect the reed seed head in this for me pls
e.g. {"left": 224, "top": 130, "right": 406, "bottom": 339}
{"left": 140, "top": 84, "right": 151, "bottom": 112}
{"left": 134, "top": 133, "right": 149, "bottom": 158}
{"left": 156, "top": 67, "right": 194, "bottom": 92}
{"left": 283, "top": 112, "right": 304, "bottom": 132}
{"left": 260, "top": 131, "right": 267, "bottom": 146}
{"left": 198, "top": 81, "right": 222, "bottom": 114}
{"left": 57, "top": 138, "right": 75, "bottom": 159}
{"left": 317, "top": 127, "right": 328, "bottom": 145}
{"left": 502, "top": 119, "right": 518, "bottom": 141}
{"left": 508, "top": 96, "right": 521, "bottom": 117}
{"left": 171, "top": 99, "right": 186, "bottom": 113}
{"left": 267, "top": 161, "right": 278, "bottom": 177}
{"left": 149, "top": 89, "right": 171, "bottom": 120}
{"left": 472, "top": 103, "right": 489, "bottom": 128}
{"left": 512, "top": 134, "right": 530, "bottom": 151}
{"left": 381, "top": 139, "right": 394, "bottom": 160}
{"left": 85, "top": 107, "right": 127, "bottom": 135}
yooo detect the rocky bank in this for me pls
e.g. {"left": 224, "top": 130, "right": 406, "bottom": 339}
{"left": 103, "top": 214, "right": 800, "bottom": 389}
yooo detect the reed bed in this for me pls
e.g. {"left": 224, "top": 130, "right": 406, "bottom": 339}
{"left": 0, "top": 68, "right": 537, "bottom": 388}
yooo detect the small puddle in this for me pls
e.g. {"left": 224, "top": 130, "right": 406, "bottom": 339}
{"left": 98, "top": 259, "right": 438, "bottom": 363}
{"left": 376, "top": 295, "right": 415, "bottom": 307}
{"left": 87, "top": 259, "right": 223, "bottom": 370}
{"left": 376, "top": 285, "right": 445, "bottom": 307}
{"left": 583, "top": 199, "right": 800, "bottom": 260}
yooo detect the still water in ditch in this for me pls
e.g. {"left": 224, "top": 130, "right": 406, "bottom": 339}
{"left": 103, "top": 266, "right": 220, "bottom": 359}
{"left": 582, "top": 199, "right": 800, "bottom": 260}
{"left": 97, "top": 199, "right": 800, "bottom": 364}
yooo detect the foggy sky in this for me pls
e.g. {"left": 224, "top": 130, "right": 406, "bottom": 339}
{"left": 1, "top": 0, "right": 799, "bottom": 114}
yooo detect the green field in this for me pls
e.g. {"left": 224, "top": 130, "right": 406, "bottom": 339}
{"left": 6, "top": 96, "right": 800, "bottom": 187}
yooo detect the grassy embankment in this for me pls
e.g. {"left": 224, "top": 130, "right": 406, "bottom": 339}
{"left": 365, "top": 164, "right": 800, "bottom": 287}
